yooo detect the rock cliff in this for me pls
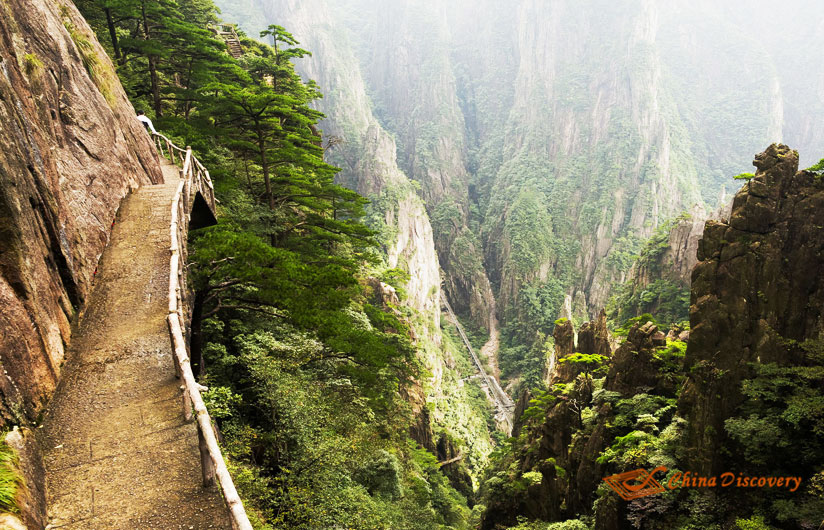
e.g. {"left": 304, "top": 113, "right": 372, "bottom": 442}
{"left": 481, "top": 144, "right": 824, "bottom": 528}
{"left": 632, "top": 208, "right": 708, "bottom": 291}
{"left": 680, "top": 143, "right": 824, "bottom": 474}
{"left": 0, "top": 0, "right": 162, "bottom": 425}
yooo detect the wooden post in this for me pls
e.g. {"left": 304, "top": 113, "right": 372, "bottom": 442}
{"left": 198, "top": 423, "right": 216, "bottom": 487}
{"left": 183, "top": 147, "right": 193, "bottom": 214}
{"left": 181, "top": 385, "right": 192, "bottom": 421}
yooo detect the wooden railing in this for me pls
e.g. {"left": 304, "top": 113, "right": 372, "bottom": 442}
{"left": 153, "top": 133, "right": 216, "bottom": 215}
{"left": 155, "top": 132, "right": 252, "bottom": 530}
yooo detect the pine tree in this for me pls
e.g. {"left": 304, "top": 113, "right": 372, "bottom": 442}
{"left": 76, "top": 0, "right": 233, "bottom": 118}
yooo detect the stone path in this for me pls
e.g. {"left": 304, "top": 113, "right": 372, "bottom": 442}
{"left": 39, "top": 161, "right": 232, "bottom": 529}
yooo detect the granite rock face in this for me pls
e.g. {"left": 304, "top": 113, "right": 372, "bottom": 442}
{"left": 0, "top": 0, "right": 162, "bottom": 424}
{"left": 680, "top": 143, "right": 824, "bottom": 474}
{"left": 545, "top": 311, "right": 611, "bottom": 386}
{"left": 484, "top": 317, "right": 667, "bottom": 530}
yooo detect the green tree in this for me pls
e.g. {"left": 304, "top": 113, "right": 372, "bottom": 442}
{"left": 76, "top": 0, "right": 232, "bottom": 118}
{"left": 559, "top": 352, "right": 608, "bottom": 380}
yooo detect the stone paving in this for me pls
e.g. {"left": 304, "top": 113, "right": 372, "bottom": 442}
{"left": 39, "top": 161, "right": 231, "bottom": 529}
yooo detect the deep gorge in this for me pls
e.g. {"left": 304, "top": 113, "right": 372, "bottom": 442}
{"left": 0, "top": 0, "right": 822, "bottom": 528}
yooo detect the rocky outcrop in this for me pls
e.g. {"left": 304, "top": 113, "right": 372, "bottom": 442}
{"left": 546, "top": 319, "right": 575, "bottom": 385}
{"left": 610, "top": 200, "right": 735, "bottom": 325}
{"left": 553, "top": 320, "right": 575, "bottom": 359}
{"left": 680, "top": 143, "right": 824, "bottom": 474}
{"left": 483, "top": 317, "right": 671, "bottom": 530}
{"left": 483, "top": 144, "right": 824, "bottom": 529}
{"left": 633, "top": 207, "right": 709, "bottom": 289}
{"left": 545, "top": 312, "right": 611, "bottom": 386}
{"left": 0, "top": 0, "right": 162, "bottom": 425}
{"left": 604, "top": 321, "right": 668, "bottom": 396}
{"left": 577, "top": 310, "right": 611, "bottom": 360}
{"left": 510, "top": 388, "right": 532, "bottom": 438}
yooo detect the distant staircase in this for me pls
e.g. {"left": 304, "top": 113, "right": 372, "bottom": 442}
{"left": 441, "top": 293, "right": 515, "bottom": 433}
{"left": 213, "top": 24, "right": 243, "bottom": 59}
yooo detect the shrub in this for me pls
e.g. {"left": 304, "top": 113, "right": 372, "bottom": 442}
{"left": 522, "top": 471, "right": 543, "bottom": 486}
{"left": 735, "top": 515, "right": 773, "bottom": 530}
{"left": 354, "top": 450, "right": 403, "bottom": 499}
{"left": 22, "top": 53, "right": 43, "bottom": 78}
{"left": 0, "top": 437, "right": 22, "bottom": 513}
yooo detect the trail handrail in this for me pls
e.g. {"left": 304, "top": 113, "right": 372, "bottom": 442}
{"left": 441, "top": 293, "right": 514, "bottom": 431}
{"left": 158, "top": 133, "right": 252, "bottom": 530}
{"left": 153, "top": 132, "right": 217, "bottom": 215}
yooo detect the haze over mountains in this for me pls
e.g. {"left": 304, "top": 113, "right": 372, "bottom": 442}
{"left": 1, "top": 0, "right": 823, "bottom": 527}
{"left": 216, "top": 0, "right": 824, "bottom": 382}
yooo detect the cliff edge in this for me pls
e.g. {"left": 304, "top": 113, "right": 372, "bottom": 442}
{"left": 0, "top": 0, "right": 162, "bottom": 425}
{"left": 681, "top": 143, "right": 824, "bottom": 474}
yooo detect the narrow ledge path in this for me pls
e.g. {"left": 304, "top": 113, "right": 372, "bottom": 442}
{"left": 38, "top": 161, "right": 232, "bottom": 529}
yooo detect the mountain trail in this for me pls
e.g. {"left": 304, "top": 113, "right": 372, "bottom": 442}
{"left": 479, "top": 304, "right": 501, "bottom": 381}
{"left": 38, "top": 160, "right": 232, "bottom": 529}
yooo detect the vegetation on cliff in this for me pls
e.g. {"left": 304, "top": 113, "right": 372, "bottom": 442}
{"left": 47, "top": 0, "right": 824, "bottom": 527}
{"left": 607, "top": 215, "right": 693, "bottom": 328}
{"left": 481, "top": 320, "right": 824, "bottom": 530}
{"left": 0, "top": 439, "right": 21, "bottom": 514}
{"left": 222, "top": 0, "right": 824, "bottom": 411}
{"left": 478, "top": 149, "right": 824, "bottom": 529}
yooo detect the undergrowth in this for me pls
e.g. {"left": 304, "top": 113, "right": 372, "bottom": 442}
{"left": 0, "top": 436, "right": 22, "bottom": 513}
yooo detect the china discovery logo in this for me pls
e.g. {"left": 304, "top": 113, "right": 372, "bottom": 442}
{"left": 602, "top": 466, "right": 667, "bottom": 500}
{"left": 603, "top": 466, "right": 802, "bottom": 500}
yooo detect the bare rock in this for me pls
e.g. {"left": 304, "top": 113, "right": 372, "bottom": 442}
{"left": 577, "top": 309, "right": 611, "bottom": 358}
{"left": 547, "top": 318, "right": 577, "bottom": 384}
{"left": 510, "top": 388, "right": 532, "bottom": 438}
{"left": 0, "top": 514, "right": 27, "bottom": 530}
{"left": 0, "top": 0, "right": 162, "bottom": 424}
{"left": 604, "top": 321, "right": 667, "bottom": 396}
{"left": 680, "top": 143, "right": 824, "bottom": 475}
